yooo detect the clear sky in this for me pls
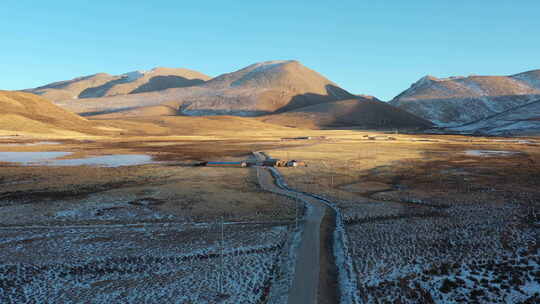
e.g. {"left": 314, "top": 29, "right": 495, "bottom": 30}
{"left": 1, "top": 0, "right": 539, "bottom": 100}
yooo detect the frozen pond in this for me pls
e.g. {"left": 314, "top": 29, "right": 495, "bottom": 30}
{"left": 464, "top": 150, "right": 520, "bottom": 157}
{"left": 0, "top": 152, "right": 155, "bottom": 167}
{"left": 49, "top": 154, "right": 154, "bottom": 167}
{"left": 492, "top": 139, "right": 533, "bottom": 144}
{"left": 0, "top": 152, "right": 71, "bottom": 164}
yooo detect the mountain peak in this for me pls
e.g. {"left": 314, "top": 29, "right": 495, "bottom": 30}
{"left": 245, "top": 60, "right": 298, "bottom": 68}
{"left": 205, "top": 60, "right": 340, "bottom": 92}
{"left": 418, "top": 75, "right": 439, "bottom": 83}
{"left": 396, "top": 75, "right": 438, "bottom": 98}
{"left": 121, "top": 70, "right": 148, "bottom": 81}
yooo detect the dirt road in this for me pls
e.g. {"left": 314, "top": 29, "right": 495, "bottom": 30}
{"left": 253, "top": 152, "right": 336, "bottom": 304}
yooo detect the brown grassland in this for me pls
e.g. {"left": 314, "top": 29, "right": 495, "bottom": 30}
{"left": 1, "top": 108, "right": 539, "bottom": 302}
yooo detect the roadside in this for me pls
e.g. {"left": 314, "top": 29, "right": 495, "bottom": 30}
{"left": 253, "top": 151, "right": 339, "bottom": 304}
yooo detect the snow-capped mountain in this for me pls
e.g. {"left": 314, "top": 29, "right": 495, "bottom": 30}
{"left": 449, "top": 98, "right": 540, "bottom": 135}
{"left": 390, "top": 70, "right": 540, "bottom": 127}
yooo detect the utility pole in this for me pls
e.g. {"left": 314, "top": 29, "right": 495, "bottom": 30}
{"left": 214, "top": 218, "right": 220, "bottom": 293}
{"left": 295, "top": 195, "right": 299, "bottom": 230}
{"left": 220, "top": 215, "right": 224, "bottom": 294}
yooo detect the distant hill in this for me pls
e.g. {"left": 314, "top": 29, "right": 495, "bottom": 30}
{"left": 51, "top": 60, "right": 355, "bottom": 117}
{"left": 25, "top": 67, "right": 210, "bottom": 101}
{"left": 181, "top": 60, "right": 354, "bottom": 115}
{"left": 390, "top": 70, "right": 540, "bottom": 126}
{"left": 0, "top": 91, "right": 299, "bottom": 138}
{"left": 257, "top": 98, "right": 433, "bottom": 129}
{"left": 0, "top": 91, "right": 103, "bottom": 136}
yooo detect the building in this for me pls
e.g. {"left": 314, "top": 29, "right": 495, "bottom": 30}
{"left": 203, "top": 161, "right": 248, "bottom": 167}
{"left": 198, "top": 159, "right": 306, "bottom": 168}
{"left": 261, "top": 159, "right": 306, "bottom": 167}
{"left": 286, "top": 160, "right": 307, "bottom": 167}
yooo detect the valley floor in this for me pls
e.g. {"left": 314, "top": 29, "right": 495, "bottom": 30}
{"left": 0, "top": 129, "right": 539, "bottom": 303}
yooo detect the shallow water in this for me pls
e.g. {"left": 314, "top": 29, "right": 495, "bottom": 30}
{"left": 49, "top": 154, "right": 154, "bottom": 167}
{"left": 465, "top": 150, "right": 519, "bottom": 157}
{"left": 0, "top": 152, "right": 154, "bottom": 167}
{"left": 0, "top": 151, "right": 71, "bottom": 164}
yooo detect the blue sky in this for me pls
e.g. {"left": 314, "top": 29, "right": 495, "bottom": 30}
{"left": 1, "top": 0, "right": 539, "bottom": 100}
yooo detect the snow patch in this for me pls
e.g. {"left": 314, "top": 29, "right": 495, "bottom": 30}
{"left": 245, "top": 60, "right": 289, "bottom": 74}
{"left": 122, "top": 70, "right": 148, "bottom": 81}
{"left": 464, "top": 150, "right": 520, "bottom": 157}
{"left": 512, "top": 72, "right": 540, "bottom": 90}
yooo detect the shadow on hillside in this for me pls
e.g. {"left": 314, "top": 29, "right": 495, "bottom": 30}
{"left": 275, "top": 84, "right": 354, "bottom": 113}
{"left": 177, "top": 107, "right": 272, "bottom": 117}
{"left": 324, "top": 99, "right": 433, "bottom": 129}
{"left": 79, "top": 78, "right": 131, "bottom": 98}
{"left": 131, "top": 76, "right": 206, "bottom": 94}
{"left": 261, "top": 97, "right": 433, "bottom": 131}
{"left": 79, "top": 106, "right": 142, "bottom": 117}
{"left": 78, "top": 75, "right": 206, "bottom": 99}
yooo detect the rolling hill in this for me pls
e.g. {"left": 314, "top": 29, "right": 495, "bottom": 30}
{"left": 50, "top": 60, "right": 355, "bottom": 117}
{"left": 257, "top": 98, "right": 433, "bottom": 129}
{"left": 390, "top": 69, "right": 540, "bottom": 126}
{"left": 25, "top": 67, "right": 210, "bottom": 101}
{"left": 0, "top": 91, "right": 104, "bottom": 136}
{"left": 0, "top": 91, "right": 301, "bottom": 138}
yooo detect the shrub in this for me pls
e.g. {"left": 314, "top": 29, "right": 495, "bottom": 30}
{"left": 440, "top": 279, "right": 457, "bottom": 293}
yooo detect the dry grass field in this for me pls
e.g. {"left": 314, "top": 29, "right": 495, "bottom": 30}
{"left": 266, "top": 132, "right": 540, "bottom": 303}
{"left": 0, "top": 133, "right": 301, "bottom": 303}
{"left": 0, "top": 139, "right": 302, "bottom": 225}
{"left": 1, "top": 122, "right": 539, "bottom": 302}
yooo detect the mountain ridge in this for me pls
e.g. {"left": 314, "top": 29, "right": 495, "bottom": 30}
{"left": 25, "top": 67, "right": 210, "bottom": 101}
{"left": 47, "top": 60, "right": 356, "bottom": 117}
{"left": 448, "top": 98, "right": 540, "bottom": 135}
{"left": 390, "top": 69, "right": 540, "bottom": 126}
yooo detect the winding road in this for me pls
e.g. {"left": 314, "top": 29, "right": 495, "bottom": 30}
{"left": 253, "top": 152, "right": 336, "bottom": 304}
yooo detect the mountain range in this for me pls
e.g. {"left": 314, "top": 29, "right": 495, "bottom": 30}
{"left": 13, "top": 62, "right": 540, "bottom": 136}
{"left": 26, "top": 67, "right": 210, "bottom": 101}
{"left": 43, "top": 60, "right": 356, "bottom": 117}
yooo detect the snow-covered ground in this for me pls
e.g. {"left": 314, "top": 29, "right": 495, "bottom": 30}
{"left": 448, "top": 99, "right": 540, "bottom": 135}
{"left": 0, "top": 223, "right": 292, "bottom": 303}
{"left": 464, "top": 150, "right": 521, "bottom": 157}
{"left": 391, "top": 70, "right": 540, "bottom": 127}
{"left": 0, "top": 152, "right": 159, "bottom": 167}
{"left": 343, "top": 198, "right": 540, "bottom": 303}
{"left": 122, "top": 70, "right": 148, "bottom": 81}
